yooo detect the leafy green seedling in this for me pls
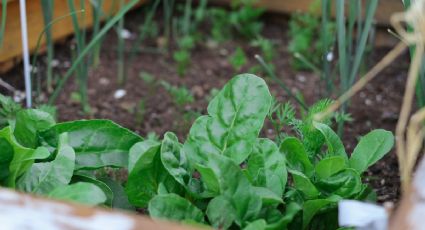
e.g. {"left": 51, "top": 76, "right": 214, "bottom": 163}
{"left": 229, "top": 47, "right": 248, "bottom": 71}
{"left": 252, "top": 37, "right": 275, "bottom": 62}
{"left": 0, "top": 94, "right": 22, "bottom": 129}
{"left": 135, "top": 99, "right": 146, "bottom": 126}
{"left": 139, "top": 71, "right": 156, "bottom": 86}
{"left": 160, "top": 81, "right": 194, "bottom": 106}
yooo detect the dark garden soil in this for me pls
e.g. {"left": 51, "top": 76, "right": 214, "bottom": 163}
{"left": 0, "top": 10, "right": 408, "bottom": 203}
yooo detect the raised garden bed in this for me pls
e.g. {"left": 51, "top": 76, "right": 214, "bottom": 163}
{"left": 0, "top": 0, "right": 421, "bottom": 229}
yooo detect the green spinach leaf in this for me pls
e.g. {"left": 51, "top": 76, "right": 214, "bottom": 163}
{"left": 149, "top": 193, "right": 205, "bottom": 223}
{"left": 17, "top": 133, "right": 75, "bottom": 195}
{"left": 14, "top": 109, "right": 55, "bottom": 148}
{"left": 48, "top": 182, "right": 107, "bottom": 205}
{"left": 349, "top": 129, "right": 394, "bottom": 174}
{"left": 184, "top": 74, "right": 272, "bottom": 165}
{"left": 39, "top": 120, "right": 143, "bottom": 169}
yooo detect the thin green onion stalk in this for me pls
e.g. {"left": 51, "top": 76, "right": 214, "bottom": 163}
{"left": 91, "top": 0, "right": 104, "bottom": 67}
{"left": 31, "top": 10, "right": 85, "bottom": 100}
{"left": 128, "top": 0, "right": 161, "bottom": 69}
{"left": 49, "top": 0, "right": 140, "bottom": 106}
{"left": 333, "top": 0, "right": 378, "bottom": 136}
{"left": 40, "top": 0, "right": 55, "bottom": 92}
{"left": 0, "top": 0, "right": 7, "bottom": 48}
{"left": 320, "top": 0, "right": 334, "bottom": 96}
{"left": 117, "top": 0, "right": 126, "bottom": 85}
{"left": 402, "top": 0, "right": 425, "bottom": 108}
{"left": 67, "top": 0, "right": 90, "bottom": 113}
{"left": 163, "top": 0, "right": 175, "bottom": 53}
{"left": 255, "top": 55, "right": 308, "bottom": 110}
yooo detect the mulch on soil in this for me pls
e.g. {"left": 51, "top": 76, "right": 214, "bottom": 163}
{"left": 0, "top": 9, "right": 408, "bottom": 203}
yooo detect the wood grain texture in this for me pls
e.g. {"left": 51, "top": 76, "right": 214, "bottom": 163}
{"left": 211, "top": 0, "right": 404, "bottom": 25}
{"left": 0, "top": 0, "right": 146, "bottom": 72}
{"left": 0, "top": 188, "right": 200, "bottom": 230}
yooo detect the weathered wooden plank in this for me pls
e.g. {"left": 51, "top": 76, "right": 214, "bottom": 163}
{"left": 0, "top": 0, "right": 146, "bottom": 72}
{"left": 211, "top": 0, "right": 404, "bottom": 25}
{"left": 0, "top": 188, "right": 200, "bottom": 230}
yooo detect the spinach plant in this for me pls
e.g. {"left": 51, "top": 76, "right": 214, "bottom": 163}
{"left": 124, "top": 74, "right": 394, "bottom": 229}
{"left": 0, "top": 97, "right": 142, "bottom": 208}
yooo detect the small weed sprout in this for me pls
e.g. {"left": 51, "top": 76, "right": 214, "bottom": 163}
{"left": 229, "top": 47, "right": 247, "bottom": 71}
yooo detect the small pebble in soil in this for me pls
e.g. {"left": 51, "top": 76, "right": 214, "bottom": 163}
{"left": 13, "top": 91, "right": 25, "bottom": 103}
{"left": 191, "top": 85, "right": 204, "bottom": 98}
{"left": 206, "top": 69, "right": 213, "bottom": 76}
{"left": 366, "top": 120, "right": 372, "bottom": 127}
{"left": 114, "top": 89, "right": 127, "bottom": 99}
{"left": 99, "top": 78, "right": 110, "bottom": 86}
{"left": 50, "top": 59, "right": 60, "bottom": 68}
{"left": 219, "top": 48, "right": 229, "bottom": 56}
{"left": 326, "top": 52, "right": 334, "bottom": 62}
{"left": 206, "top": 39, "right": 219, "bottom": 49}
{"left": 119, "top": 28, "right": 133, "bottom": 39}
{"left": 296, "top": 75, "right": 306, "bottom": 82}
{"left": 365, "top": 98, "right": 372, "bottom": 106}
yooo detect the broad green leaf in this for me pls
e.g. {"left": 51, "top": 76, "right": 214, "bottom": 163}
{"left": 302, "top": 196, "right": 340, "bottom": 229}
{"left": 349, "top": 129, "right": 394, "bottom": 174}
{"left": 0, "top": 127, "right": 50, "bottom": 187}
{"left": 184, "top": 74, "right": 272, "bottom": 165}
{"left": 128, "top": 140, "right": 160, "bottom": 172}
{"left": 253, "top": 187, "right": 283, "bottom": 205}
{"left": 206, "top": 195, "right": 236, "bottom": 230}
{"left": 72, "top": 174, "right": 113, "bottom": 207}
{"left": 0, "top": 137, "right": 13, "bottom": 184}
{"left": 290, "top": 170, "right": 320, "bottom": 199}
{"left": 125, "top": 140, "right": 179, "bottom": 208}
{"left": 184, "top": 116, "right": 220, "bottom": 165}
{"left": 244, "top": 219, "right": 267, "bottom": 230}
{"left": 160, "top": 132, "right": 189, "bottom": 187}
{"left": 204, "top": 154, "right": 262, "bottom": 226}
{"left": 195, "top": 163, "right": 220, "bottom": 196}
{"left": 17, "top": 133, "right": 75, "bottom": 195}
{"left": 247, "top": 138, "right": 287, "bottom": 197}
{"left": 316, "top": 168, "right": 362, "bottom": 198}
{"left": 48, "top": 182, "right": 107, "bottom": 205}
{"left": 100, "top": 177, "right": 134, "bottom": 210}
{"left": 266, "top": 202, "right": 302, "bottom": 230}
{"left": 280, "top": 137, "right": 314, "bottom": 177}
{"left": 39, "top": 120, "right": 143, "bottom": 169}
{"left": 14, "top": 109, "right": 55, "bottom": 148}
{"left": 313, "top": 122, "right": 347, "bottom": 160}
{"left": 315, "top": 156, "right": 346, "bottom": 179}
{"left": 148, "top": 194, "right": 205, "bottom": 223}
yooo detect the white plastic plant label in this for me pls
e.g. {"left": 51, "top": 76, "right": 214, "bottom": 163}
{"left": 338, "top": 200, "right": 388, "bottom": 230}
